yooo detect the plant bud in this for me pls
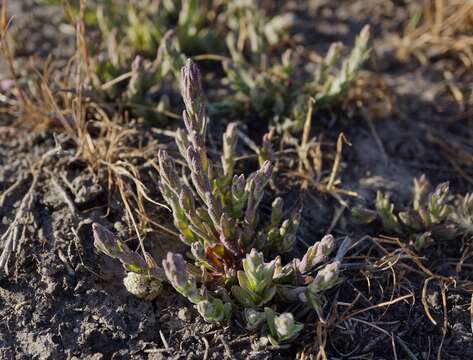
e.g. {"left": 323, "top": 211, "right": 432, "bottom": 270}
{"left": 274, "top": 312, "right": 302, "bottom": 338}
{"left": 179, "top": 185, "right": 195, "bottom": 212}
{"left": 196, "top": 298, "right": 230, "bottom": 323}
{"left": 222, "top": 122, "right": 238, "bottom": 176}
{"left": 180, "top": 58, "right": 204, "bottom": 117}
{"left": 310, "top": 261, "right": 340, "bottom": 294}
{"left": 413, "top": 175, "right": 430, "bottom": 212}
{"left": 92, "top": 223, "right": 122, "bottom": 258}
{"left": 219, "top": 213, "right": 239, "bottom": 255}
{"left": 264, "top": 308, "right": 303, "bottom": 345}
{"left": 162, "top": 252, "right": 202, "bottom": 304}
{"left": 260, "top": 160, "right": 272, "bottom": 179}
{"left": 158, "top": 150, "right": 180, "bottom": 190}
{"left": 175, "top": 128, "right": 190, "bottom": 160}
{"left": 244, "top": 308, "right": 265, "bottom": 330}
{"left": 258, "top": 129, "right": 275, "bottom": 165}
{"left": 271, "top": 198, "right": 283, "bottom": 226}
{"left": 243, "top": 249, "right": 275, "bottom": 292}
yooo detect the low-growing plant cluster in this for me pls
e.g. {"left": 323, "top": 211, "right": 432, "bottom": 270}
{"left": 93, "top": 59, "right": 352, "bottom": 344}
{"left": 84, "top": 0, "right": 220, "bottom": 82}
{"left": 223, "top": 18, "right": 372, "bottom": 131}
{"left": 58, "top": 0, "right": 371, "bottom": 130}
{"left": 353, "top": 175, "right": 473, "bottom": 250}
{"left": 59, "top": 0, "right": 221, "bottom": 120}
{"left": 4, "top": 0, "right": 473, "bottom": 357}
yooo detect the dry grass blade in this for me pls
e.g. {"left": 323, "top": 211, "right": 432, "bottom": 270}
{"left": 301, "top": 97, "right": 315, "bottom": 152}
{"left": 326, "top": 133, "right": 349, "bottom": 192}
{"left": 437, "top": 283, "right": 448, "bottom": 360}
{"left": 287, "top": 126, "right": 357, "bottom": 202}
{"left": 0, "top": 0, "right": 28, "bottom": 106}
{"left": 315, "top": 322, "right": 328, "bottom": 360}
{"left": 338, "top": 293, "right": 414, "bottom": 322}
{"left": 421, "top": 276, "right": 438, "bottom": 326}
{"left": 0, "top": 0, "right": 171, "bottom": 263}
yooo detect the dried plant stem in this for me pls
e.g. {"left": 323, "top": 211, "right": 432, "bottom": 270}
{"left": 298, "top": 97, "right": 315, "bottom": 175}
{"left": 437, "top": 283, "right": 448, "bottom": 360}
{"left": 421, "top": 276, "right": 438, "bottom": 326}
{"left": 0, "top": 147, "right": 60, "bottom": 274}
{"left": 301, "top": 97, "right": 315, "bottom": 150}
{"left": 0, "top": 173, "right": 29, "bottom": 207}
{"left": 326, "top": 133, "right": 349, "bottom": 192}
{"left": 101, "top": 71, "right": 134, "bottom": 90}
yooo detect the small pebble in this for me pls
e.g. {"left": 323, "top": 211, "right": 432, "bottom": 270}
{"left": 123, "top": 272, "right": 162, "bottom": 301}
{"left": 177, "top": 307, "right": 192, "bottom": 322}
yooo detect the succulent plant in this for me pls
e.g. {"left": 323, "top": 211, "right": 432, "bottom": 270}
{"left": 162, "top": 252, "right": 232, "bottom": 322}
{"left": 353, "top": 175, "right": 473, "bottom": 249}
{"left": 94, "top": 60, "right": 351, "bottom": 344}
{"left": 265, "top": 308, "right": 304, "bottom": 346}
{"left": 303, "top": 261, "right": 341, "bottom": 312}
{"left": 231, "top": 249, "right": 277, "bottom": 308}
{"left": 450, "top": 193, "right": 473, "bottom": 236}
{"left": 311, "top": 25, "right": 372, "bottom": 108}
{"left": 92, "top": 223, "right": 163, "bottom": 279}
{"left": 221, "top": 16, "right": 371, "bottom": 131}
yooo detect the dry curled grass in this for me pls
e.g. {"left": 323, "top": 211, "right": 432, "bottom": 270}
{"left": 0, "top": 0, "right": 174, "bottom": 266}
{"left": 396, "top": 0, "right": 473, "bottom": 67}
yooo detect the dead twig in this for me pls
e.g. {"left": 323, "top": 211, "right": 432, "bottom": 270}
{"left": 219, "top": 335, "right": 234, "bottom": 359}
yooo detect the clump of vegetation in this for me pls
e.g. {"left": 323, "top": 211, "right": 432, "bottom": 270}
{"left": 59, "top": 0, "right": 371, "bottom": 129}
{"left": 222, "top": 18, "right": 372, "bottom": 131}
{"left": 93, "top": 59, "right": 352, "bottom": 344}
{"left": 87, "top": 0, "right": 220, "bottom": 83}
{"left": 56, "top": 0, "right": 220, "bottom": 121}
{"left": 353, "top": 175, "right": 473, "bottom": 249}
{"left": 121, "top": 30, "right": 185, "bottom": 117}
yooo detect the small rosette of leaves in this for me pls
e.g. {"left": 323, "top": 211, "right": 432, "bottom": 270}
{"left": 265, "top": 308, "right": 304, "bottom": 346}
{"left": 450, "top": 193, "right": 473, "bottom": 236}
{"left": 303, "top": 261, "right": 341, "bottom": 312}
{"left": 162, "top": 252, "right": 231, "bottom": 323}
{"left": 231, "top": 249, "right": 277, "bottom": 308}
{"left": 244, "top": 308, "right": 304, "bottom": 346}
{"left": 273, "top": 234, "right": 337, "bottom": 284}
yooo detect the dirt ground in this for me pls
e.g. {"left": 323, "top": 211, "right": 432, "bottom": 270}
{"left": 0, "top": 1, "right": 472, "bottom": 359}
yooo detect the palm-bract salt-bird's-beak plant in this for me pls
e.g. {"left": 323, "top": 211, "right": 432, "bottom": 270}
{"left": 222, "top": 11, "right": 372, "bottom": 132}
{"left": 93, "top": 59, "right": 352, "bottom": 344}
{"left": 352, "top": 175, "right": 473, "bottom": 249}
